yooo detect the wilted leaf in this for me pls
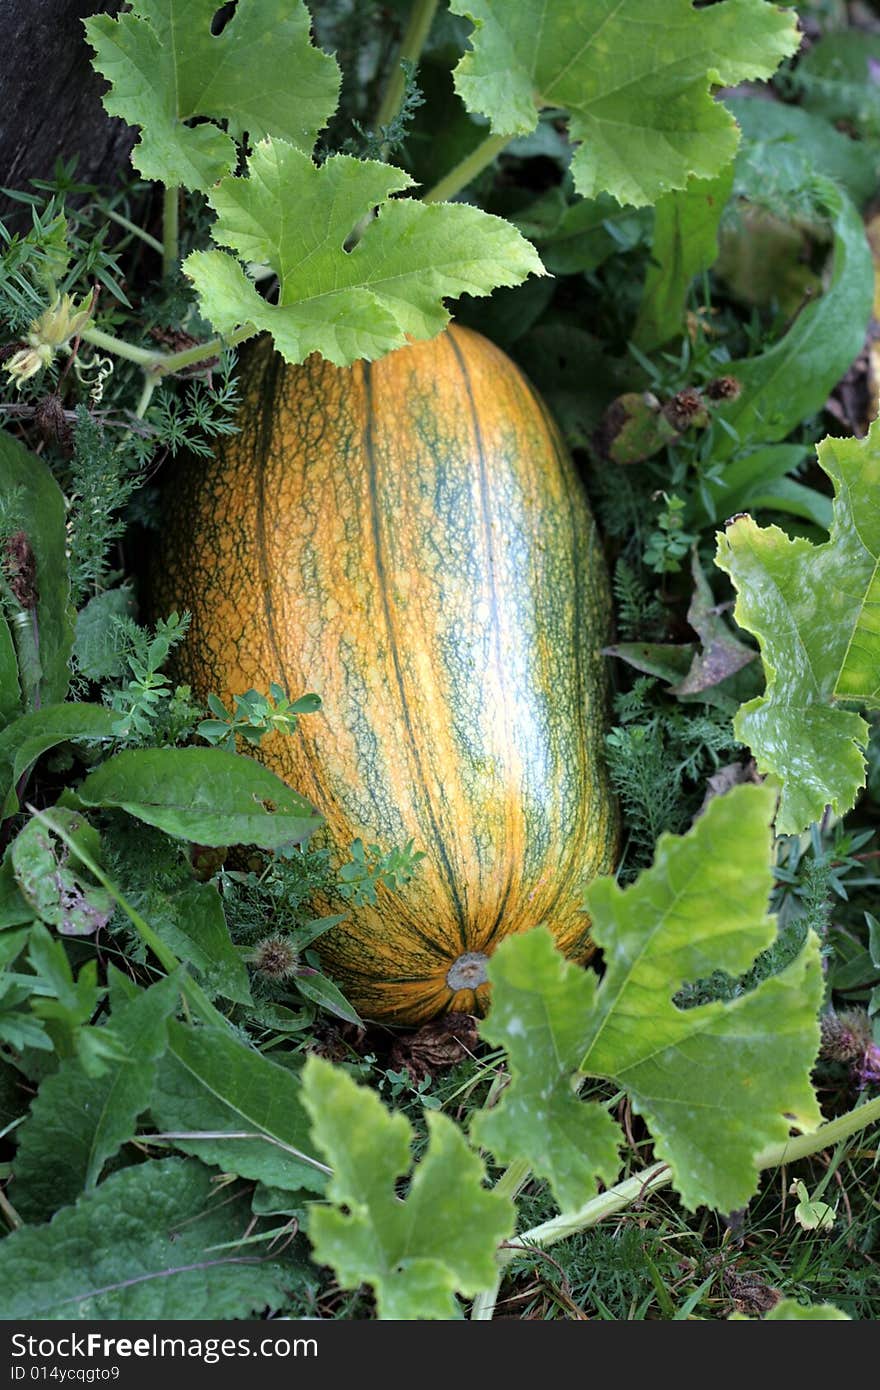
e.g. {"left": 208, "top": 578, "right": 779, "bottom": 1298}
{"left": 11, "top": 809, "right": 114, "bottom": 936}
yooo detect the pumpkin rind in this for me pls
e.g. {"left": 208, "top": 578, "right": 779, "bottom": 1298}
{"left": 154, "top": 325, "right": 618, "bottom": 1023}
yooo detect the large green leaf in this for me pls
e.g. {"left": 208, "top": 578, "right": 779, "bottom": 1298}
{"left": 0, "top": 1157, "right": 304, "bottom": 1319}
{"left": 185, "top": 138, "right": 543, "bottom": 367}
{"left": 11, "top": 970, "right": 179, "bottom": 1222}
{"left": 715, "top": 423, "right": 880, "bottom": 833}
{"left": 150, "top": 1021, "right": 328, "bottom": 1191}
{"left": 76, "top": 745, "right": 322, "bottom": 849}
{"left": 0, "top": 430, "right": 73, "bottom": 710}
{"left": 582, "top": 786, "right": 822, "bottom": 1213}
{"left": 302, "top": 1055, "right": 514, "bottom": 1319}
{"left": 471, "top": 933, "right": 620, "bottom": 1212}
{"left": 475, "top": 785, "right": 822, "bottom": 1214}
{"left": 448, "top": 0, "right": 798, "bottom": 205}
{"left": 84, "top": 0, "right": 340, "bottom": 191}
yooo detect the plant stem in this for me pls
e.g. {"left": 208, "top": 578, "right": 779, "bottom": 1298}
{"left": 493, "top": 1156, "right": 532, "bottom": 1203}
{"left": 80, "top": 326, "right": 162, "bottom": 370}
{"left": 757, "top": 1093, "right": 880, "bottom": 1165}
{"left": 150, "top": 326, "right": 255, "bottom": 374}
{"left": 163, "top": 185, "right": 180, "bottom": 279}
{"left": 104, "top": 208, "right": 164, "bottom": 256}
{"left": 134, "top": 375, "right": 158, "bottom": 421}
{"left": 422, "top": 132, "right": 511, "bottom": 204}
{"left": 472, "top": 1094, "right": 880, "bottom": 1320}
{"left": 81, "top": 323, "right": 255, "bottom": 378}
{"left": 375, "top": 0, "right": 439, "bottom": 136}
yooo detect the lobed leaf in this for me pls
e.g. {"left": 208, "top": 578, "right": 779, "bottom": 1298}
{"left": 476, "top": 785, "right": 822, "bottom": 1214}
{"left": 472, "top": 932, "right": 621, "bottom": 1211}
{"left": 184, "top": 139, "right": 543, "bottom": 366}
{"left": 302, "top": 1056, "right": 514, "bottom": 1319}
{"left": 448, "top": 0, "right": 798, "bottom": 205}
{"left": 84, "top": 0, "right": 340, "bottom": 192}
{"left": 716, "top": 422, "right": 880, "bottom": 832}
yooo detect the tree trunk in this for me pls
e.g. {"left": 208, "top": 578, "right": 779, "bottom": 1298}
{"left": 0, "top": 1, "right": 133, "bottom": 218}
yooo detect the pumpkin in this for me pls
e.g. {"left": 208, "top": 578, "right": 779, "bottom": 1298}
{"left": 154, "top": 324, "right": 618, "bottom": 1023}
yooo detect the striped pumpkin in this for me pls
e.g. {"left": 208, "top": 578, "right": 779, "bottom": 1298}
{"left": 155, "top": 324, "right": 618, "bottom": 1023}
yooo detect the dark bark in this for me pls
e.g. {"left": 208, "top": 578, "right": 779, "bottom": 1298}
{"left": 0, "top": 1, "right": 134, "bottom": 219}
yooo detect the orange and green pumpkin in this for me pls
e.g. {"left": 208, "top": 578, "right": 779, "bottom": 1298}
{"left": 154, "top": 324, "right": 618, "bottom": 1023}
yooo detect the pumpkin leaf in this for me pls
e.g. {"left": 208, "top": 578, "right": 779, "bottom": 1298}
{"left": 0, "top": 1156, "right": 304, "bottom": 1319}
{"left": 447, "top": 0, "right": 798, "bottom": 206}
{"left": 0, "top": 430, "right": 74, "bottom": 711}
{"left": 715, "top": 423, "right": 880, "bottom": 833}
{"left": 302, "top": 1055, "right": 515, "bottom": 1319}
{"left": 84, "top": 0, "right": 340, "bottom": 192}
{"left": 476, "top": 785, "right": 822, "bottom": 1214}
{"left": 150, "top": 1021, "right": 329, "bottom": 1192}
{"left": 761, "top": 1299, "right": 850, "bottom": 1321}
{"left": 471, "top": 932, "right": 621, "bottom": 1213}
{"left": 184, "top": 138, "right": 544, "bottom": 367}
{"left": 582, "top": 783, "right": 822, "bottom": 1212}
{"left": 75, "top": 745, "right": 322, "bottom": 849}
{"left": 11, "top": 969, "right": 180, "bottom": 1222}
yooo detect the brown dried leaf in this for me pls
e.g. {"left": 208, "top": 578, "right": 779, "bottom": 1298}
{"left": 389, "top": 1012, "right": 479, "bottom": 1082}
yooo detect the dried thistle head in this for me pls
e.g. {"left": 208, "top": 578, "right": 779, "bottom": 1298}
{"left": 820, "top": 1008, "right": 880, "bottom": 1088}
{"left": 250, "top": 934, "right": 300, "bottom": 981}
{"left": 821, "top": 1008, "right": 873, "bottom": 1063}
